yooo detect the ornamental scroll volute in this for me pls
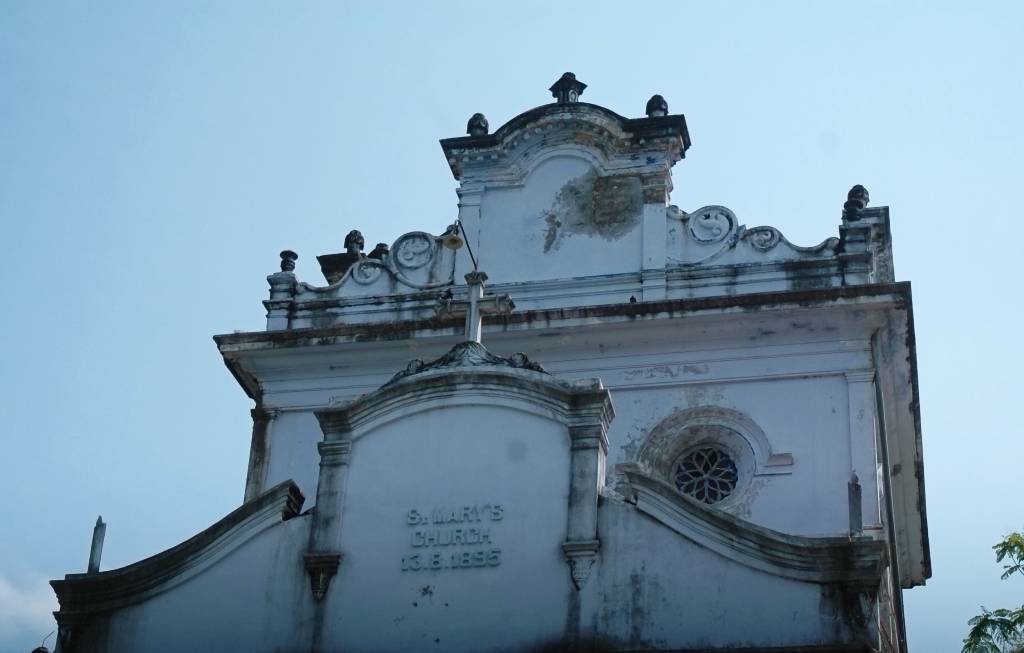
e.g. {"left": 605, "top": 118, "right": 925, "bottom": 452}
{"left": 299, "top": 230, "right": 456, "bottom": 299}
{"left": 667, "top": 204, "right": 839, "bottom": 266}
{"left": 345, "top": 231, "right": 452, "bottom": 293}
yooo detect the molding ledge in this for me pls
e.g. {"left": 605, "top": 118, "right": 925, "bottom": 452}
{"left": 617, "top": 465, "right": 883, "bottom": 588}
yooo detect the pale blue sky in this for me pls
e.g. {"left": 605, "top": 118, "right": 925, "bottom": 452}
{"left": 1, "top": 2, "right": 1022, "bottom": 651}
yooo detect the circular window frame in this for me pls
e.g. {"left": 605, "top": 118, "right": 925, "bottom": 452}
{"left": 672, "top": 444, "right": 741, "bottom": 505}
{"left": 662, "top": 425, "right": 754, "bottom": 510}
{"left": 634, "top": 406, "right": 791, "bottom": 511}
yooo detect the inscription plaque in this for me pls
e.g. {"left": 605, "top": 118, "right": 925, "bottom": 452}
{"left": 401, "top": 503, "right": 504, "bottom": 571}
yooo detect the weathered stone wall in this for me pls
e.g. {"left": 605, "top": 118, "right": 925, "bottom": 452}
{"left": 74, "top": 516, "right": 313, "bottom": 653}
{"left": 79, "top": 397, "right": 880, "bottom": 652}
{"left": 249, "top": 318, "right": 885, "bottom": 540}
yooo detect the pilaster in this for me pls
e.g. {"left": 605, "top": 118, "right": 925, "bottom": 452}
{"left": 243, "top": 408, "right": 276, "bottom": 503}
{"left": 563, "top": 422, "right": 609, "bottom": 589}
{"left": 640, "top": 171, "right": 669, "bottom": 302}
{"left": 304, "top": 438, "right": 352, "bottom": 601}
{"left": 454, "top": 184, "right": 484, "bottom": 281}
{"left": 846, "top": 370, "right": 882, "bottom": 533}
{"left": 265, "top": 271, "right": 295, "bottom": 331}
{"left": 839, "top": 202, "right": 893, "bottom": 285}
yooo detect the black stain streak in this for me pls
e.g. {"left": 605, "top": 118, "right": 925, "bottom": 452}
{"left": 541, "top": 171, "right": 642, "bottom": 253}
{"left": 544, "top": 214, "right": 562, "bottom": 253}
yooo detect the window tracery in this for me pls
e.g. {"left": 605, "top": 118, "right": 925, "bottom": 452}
{"left": 673, "top": 446, "right": 739, "bottom": 504}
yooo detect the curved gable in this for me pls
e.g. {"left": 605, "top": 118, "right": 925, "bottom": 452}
{"left": 300, "top": 342, "right": 617, "bottom": 651}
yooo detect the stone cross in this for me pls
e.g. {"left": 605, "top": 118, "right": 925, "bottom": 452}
{"left": 437, "top": 272, "right": 515, "bottom": 344}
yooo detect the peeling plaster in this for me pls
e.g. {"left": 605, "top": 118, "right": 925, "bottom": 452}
{"left": 541, "top": 172, "right": 642, "bottom": 253}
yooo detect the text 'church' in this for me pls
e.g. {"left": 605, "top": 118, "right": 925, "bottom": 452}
{"left": 50, "top": 73, "right": 929, "bottom": 653}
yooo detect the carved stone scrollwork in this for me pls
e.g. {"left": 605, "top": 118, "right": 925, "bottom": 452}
{"left": 385, "top": 341, "right": 547, "bottom": 386}
{"left": 349, "top": 259, "right": 386, "bottom": 285}
{"left": 745, "top": 226, "right": 781, "bottom": 251}
{"left": 562, "top": 539, "right": 600, "bottom": 590}
{"left": 392, "top": 232, "right": 435, "bottom": 270}
{"left": 689, "top": 206, "right": 736, "bottom": 243}
{"left": 304, "top": 552, "right": 342, "bottom": 601}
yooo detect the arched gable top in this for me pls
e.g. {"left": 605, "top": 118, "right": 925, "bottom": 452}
{"left": 492, "top": 103, "right": 632, "bottom": 142}
{"left": 314, "top": 342, "right": 614, "bottom": 443}
{"left": 440, "top": 102, "right": 690, "bottom": 182}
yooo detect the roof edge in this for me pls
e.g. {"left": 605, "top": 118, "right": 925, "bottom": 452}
{"left": 440, "top": 101, "right": 689, "bottom": 152}
{"left": 619, "top": 466, "right": 885, "bottom": 587}
{"left": 214, "top": 283, "right": 912, "bottom": 351}
{"left": 51, "top": 481, "right": 304, "bottom": 615}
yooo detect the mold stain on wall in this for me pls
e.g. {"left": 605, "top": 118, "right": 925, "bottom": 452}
{"left": 541, "top": 171, "right": 643, "bottom": 253}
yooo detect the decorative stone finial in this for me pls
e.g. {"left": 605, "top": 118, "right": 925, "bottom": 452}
{"left": 368, "top": 242, "right": 389, "bottom": 260}
{"left": 279, "top": 250, "right": 298, "bottom": 272}
{"left": 843, "top": 185, "right": 870, "bottom": 219}
{"left": 549, "top": 72, "right": 587, "bottom": 104}
{"left": 645, "top": 94, "right": 668, "bottom": 118}
{"left": 344, "top": 230, "right": 365, "bottom": 255}
{"left": 466, "top": 113, "right": 489, "bottom": 136}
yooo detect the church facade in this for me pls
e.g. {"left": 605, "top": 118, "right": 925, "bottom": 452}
{"left": 50, "top": 74, "right": 929, "bottom": 653}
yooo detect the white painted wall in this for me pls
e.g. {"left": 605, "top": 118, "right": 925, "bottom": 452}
{"left": 325, "top": 405, "right": 572, "bottom": 652}
{"left": 475, "top": 156, "right": 644, "bottom": 285}
{"left": 594, "top": 498, "right": 861, "bottom": 649}
{"left": 258, "top": 325, "right": 879, "bottom": 540}
{"left": 92, "top": 402, "right": 868, "bottom": 652}
{"left": 100, "top": 516, "right": 313, "bottom": 653}
{"left": 263, "top": 410, "right": 322, "bottom": 501}
{"left": 606, "top": 375, "right": 852, "bottom": 536}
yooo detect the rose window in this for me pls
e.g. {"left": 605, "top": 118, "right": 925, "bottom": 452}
{"left": 673, "top": 447, "right": 739, "bottom": 504}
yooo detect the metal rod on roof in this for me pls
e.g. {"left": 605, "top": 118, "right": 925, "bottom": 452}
{"left": 457, "top": 220, "right": 478, "bottom": 271}
{"left": 87, "top": 516, "right": 106, "bottom": 574}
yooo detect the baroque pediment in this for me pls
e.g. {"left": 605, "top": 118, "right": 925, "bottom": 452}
{"left": 441, "top": 102, "right": 690, "bottom": 184}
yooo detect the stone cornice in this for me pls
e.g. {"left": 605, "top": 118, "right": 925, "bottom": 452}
{"left": 216, "top": 283, "right": 912, "bottom": 353}
{"left": 617, "top": 466, "right": 884, "bottom": 588}
{"left": 51, "top": 481, "right": 304, "bottom": 616}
